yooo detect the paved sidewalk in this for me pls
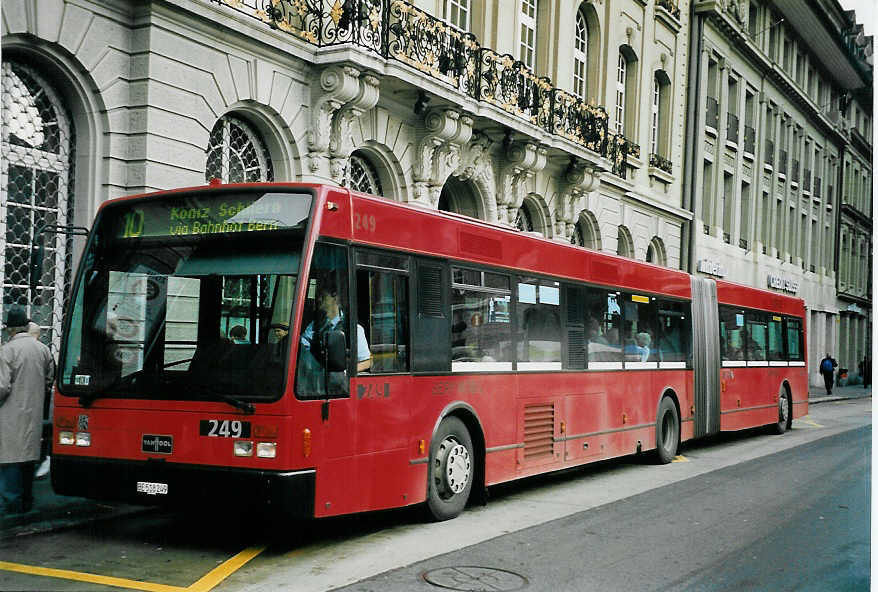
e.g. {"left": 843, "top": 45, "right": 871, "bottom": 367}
{"left": 1, "top": 384, "right": 870, "bottom": 540}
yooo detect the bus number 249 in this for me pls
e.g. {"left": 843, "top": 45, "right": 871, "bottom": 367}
{"left": 199, "top": 419, "right": 251, "bottom": 438}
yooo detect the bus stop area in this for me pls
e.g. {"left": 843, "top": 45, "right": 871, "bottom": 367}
{"left": 2, "top": 383, "right": 871, "bottom": 541}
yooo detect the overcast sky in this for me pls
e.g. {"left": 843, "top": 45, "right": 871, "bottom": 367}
{"left": 838, "top": 0, "right": 875, "bottom": 37}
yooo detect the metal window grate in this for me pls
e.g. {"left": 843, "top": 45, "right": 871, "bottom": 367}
{"left": 1, "top": 61, "right": 76, "bottom": 354}
{"left": 205, "top": 115, "right": 273, "bottom": 183}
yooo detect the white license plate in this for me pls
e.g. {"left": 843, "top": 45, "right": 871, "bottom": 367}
{"left": 136, "top": 481, "right": 168, "bottom": 495}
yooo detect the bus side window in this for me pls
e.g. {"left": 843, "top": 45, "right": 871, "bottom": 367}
{"left": 622, "top": 293, "right": 658, "bottom": 363}
{"left": 357, "top": 268, "right": 409, "bottom": 373}
{"left": 745, "top": 313, "right": 768, "bottom": 361}
{"left": 785, "top": 317, "right": 803, "bottom": 362}
{"left": 656, "top": 299, "right": 690, "bottom": 364}
{"left": 767, "top": 316, "right": 785, "bottom": 361}
{"left": 584, "top": 288, "right": 622, "bottom": 366}
{"left": 719, "top": 305, "right": 745, "bottom": 361}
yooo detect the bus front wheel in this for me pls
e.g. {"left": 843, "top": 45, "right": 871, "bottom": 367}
{"left": 655, "top": 397, "right": 679, "bottom": 464}
{"left": 771, "top": 388, "right": 791, "bottom": 435}
{"left": 426, "top": 416, "right": 474, "bottom": 521}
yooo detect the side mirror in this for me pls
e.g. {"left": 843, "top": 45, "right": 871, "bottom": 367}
{"left": 324, "top": 330, "right": 347, "bottom": 373}
{"left": 29, "top": 237, "right": 45, "bottom": 303}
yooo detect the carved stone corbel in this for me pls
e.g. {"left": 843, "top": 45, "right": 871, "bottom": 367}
{"left": 329, "top": 73, "right": 381, "bottom": 184}
{"left": 554, "top": 157, "right": 600, "bottom": 240}
{"left": 498, "top": 141, "right": 546, "bottom": 225}
{"left": 306, "top": 65, "right": 362, "bottom": 180}
{"left": 411, "top": 108, "right": 472, "bottom": 207}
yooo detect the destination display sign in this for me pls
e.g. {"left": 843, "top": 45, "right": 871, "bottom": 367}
{"left": 109, "top": 191, "right": 312, "bottom": 239}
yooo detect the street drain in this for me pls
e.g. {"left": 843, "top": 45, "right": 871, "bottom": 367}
{"left": 423, "top": 566, "right": 528, "bottom": 591}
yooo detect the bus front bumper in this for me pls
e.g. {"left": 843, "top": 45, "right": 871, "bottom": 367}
{"left": 51, "top": 455, "right": 316, "bottom": 518}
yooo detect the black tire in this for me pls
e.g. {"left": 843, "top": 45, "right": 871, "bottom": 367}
{"left": 426, "top": 416, "right": 474, "bottom": 521}
{"left": 655, "top": 397, "right": 679, "bottom": 464}
{"left": 771, "top": 388, "right": 791, "bottom": 435}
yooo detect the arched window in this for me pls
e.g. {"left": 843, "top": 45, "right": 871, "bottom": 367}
{"left": 445, "top": 0, "right": 470, "bottom": 31}
{"left": 646, "top": 236, "right": 667, "bottom": 266}
{"left": 515, "top": 205, "right": 534, "bottom": 232}
{"left": 573, "top": 9, "right": 588, "bottom": 99}
{"left": 571, "top": 211, "right": 600, "bottom": 250}
{"left": 1, "top": 60, "right": 75, "bottom": 350}
{"left": 519, "top": 0, "right": 538, "bottom": 69}
{"left": 651, "top": 78, "right": 660, "bottom": 155}
{"left": 439, "top": 176, "right": 482, "bottom": 218}
{"left": 617, "top": 226, "right": 634, "bottom": 258}
{"left": 615, "top": 53, "right": 627, "bottom": 135}
{"left": 205, "top": 115, "right": 273, "bottom": 183}
{"left": 347, "top": 152, "right": 383, "bottom": 195}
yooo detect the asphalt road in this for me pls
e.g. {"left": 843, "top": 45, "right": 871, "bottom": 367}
{"left": 334, "top": 426, "right": 871, "bottom": 592}
{"left": 0, "top": 399, "right": 870, "bottom": 592}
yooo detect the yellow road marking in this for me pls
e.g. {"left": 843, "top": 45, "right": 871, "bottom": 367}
{"left": 798, "top": 416, "right": 824, "bottom": 428}
{"left": 0, "top": 545, "right": 266, "bottom": 592}
{"left": 0, "top": 560, "right": 185, "bottom": 592}
{"left": 672, "top": 455, "right": 689, "bottom": 463}
{"left": 187, "top": 546, "right": 266, "bottom": 592}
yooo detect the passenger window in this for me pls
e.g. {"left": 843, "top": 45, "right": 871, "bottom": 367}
{"left": 357, "top": 268, "right": 409, "bottom": 373}
{"left": 719, "top": 306, "right": 745, "bottom": 361}
{"left": 517, "top": 278, "right": 561, "bottom": 369}
{"left": 584, "top": 289, "right": 622, "bottom": 367}
{"left": 656, "top": 300, "right": 690, "bottom": 364}
{"left": 451, "top": 267, "right": 512, "bottom": 371}
{"left": 622, "top": 293, "right": 659, "bottom": 364}
{"left": 295, "top": 243, "right": 352, "bottom": 398}
{"left": 768, "top": 316, "right": 785, "bottom": 361}
{"left": 785, "top": 318, "right": 803, "bottom": 361}
{"left": 745, "top": 313, "right": 768, "bottom": 362}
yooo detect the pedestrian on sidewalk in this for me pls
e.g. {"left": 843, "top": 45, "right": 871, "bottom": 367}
{"left": 819, "top": 353, "right": 838, "bottom": 395}
{"left": 0, "top": 307, "right": 55, "bottom": 514}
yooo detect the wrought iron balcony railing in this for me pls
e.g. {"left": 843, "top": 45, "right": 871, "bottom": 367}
{"left": 214, "top": 0, "right": 612, "bottom": 158}
{"left": 649, "top": 153, "right": 673, "bottom": 174}
{"left": 764, "top": 139, "right": 774, "bottom": 166}
{"left": 656, "top": 0, "right": 681, "bottom": 19}
{"left": 726, "top": 113, "right": 739, "bottom": 143}
{"left": 744, "top": 125, "right": 755, "bottom": 154}
{"left": 706, "top": 96, "right": 719, "bottom": 129}
{"left": 608, "top": 134, "right": 630, "bottom": 179}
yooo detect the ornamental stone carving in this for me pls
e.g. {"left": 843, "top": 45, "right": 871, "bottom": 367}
{"left": 411, "top": 108, "right": 473, "bottom": 207}
{"left": 498, "top": 141, "right": 546, "bottom": 226}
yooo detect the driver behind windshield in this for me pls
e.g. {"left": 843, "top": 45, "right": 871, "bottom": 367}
{"left": 299, "top": 277, "right": 371, "bottom": 374}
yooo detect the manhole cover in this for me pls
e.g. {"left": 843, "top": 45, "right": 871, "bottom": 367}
{"left": 423, "top": 566, "right": 528, "bottom": 591}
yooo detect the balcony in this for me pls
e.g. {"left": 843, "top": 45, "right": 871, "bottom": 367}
{"left": 214, "top": 0, "right": 611, "bottom": 158}
{"left": 706, "top": 96, "right": 719, "bottom": 130}
{"left": 608, "top": 135, "right": 631, "bottom": 179}
{"left": 739, "top": 237, "right": 749, "bottom": 250}
{"left": 656, "top": 0, "right": 681, "bottom": 20}
{"left": 726, "top": 113, "right": 739, "bottom": 144}
{"left": 649, "top": 153, "right": 673, "bottom": 174}
{"left": 764, "top": 139, "right": 774, "bottom": 166}
{"left": 743, "top": 125, "right": 755, "bottom": 154}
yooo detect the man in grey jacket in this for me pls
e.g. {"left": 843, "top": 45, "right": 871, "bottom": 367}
{"left": 0, "top": 307, "right": 55, "bottom": 514}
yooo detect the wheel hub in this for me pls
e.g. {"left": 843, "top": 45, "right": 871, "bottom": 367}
{"left": 435, "top": 437, "right": 471, "bottom": 497}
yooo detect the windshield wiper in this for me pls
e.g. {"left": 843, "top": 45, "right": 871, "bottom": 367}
{"left": 217, "top": 394, "right": 255, "bottom": 415}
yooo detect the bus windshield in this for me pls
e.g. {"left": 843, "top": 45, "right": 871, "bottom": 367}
{"left": 58, "top": 190, "right": 312, "bottom": 404}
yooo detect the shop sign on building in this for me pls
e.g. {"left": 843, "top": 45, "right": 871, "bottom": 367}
{"left": 767, "top": 274, "right": 799, "bottom": 294}
{"left": 697, "top": 259, "right": 727, "bottom": 277}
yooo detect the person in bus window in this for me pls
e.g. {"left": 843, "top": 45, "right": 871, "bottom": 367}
{"left": 299, "top": 277, "right": 371, "bottom": 377}
{"left": 229, "top": 325, "right": 248, "bottom": 344}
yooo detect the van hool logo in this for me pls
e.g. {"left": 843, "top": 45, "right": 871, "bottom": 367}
{"left": 141, "top": 435, "right": 173, "bottom": 454}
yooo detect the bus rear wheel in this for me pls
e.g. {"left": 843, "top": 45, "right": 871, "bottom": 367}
{"left": 772, "top": 388, "right": 791, "bottom": 434}
{"left": 426, "top": 416, "right": 474, "bottom": 521}
{"left": 655, "top": 397, "right": 679, "bottom": 464}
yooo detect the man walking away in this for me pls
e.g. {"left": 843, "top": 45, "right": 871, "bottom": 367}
{"left": 0, "top": 308, "right": 55, "bottom": 514}
{"left": 819, "top": 353, "right": 838, "bottom": 396}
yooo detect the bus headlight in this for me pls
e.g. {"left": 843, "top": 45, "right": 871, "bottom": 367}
{"left": 256, "top": 442, "right": 276, "bottom": 458}
{"left": 59, "top": 431, "right": 75, "bottom": 445}
{"left": 75, "top": 432, "right": 91, "bottom": 446}
{"left": 234, "top": 441, "right": 253, "bottom": 457}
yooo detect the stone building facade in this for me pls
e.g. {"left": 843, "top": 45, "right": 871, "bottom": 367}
{"left": 1, "top": 0, "right": 692, "bottom": 352}
{"left": 685, "top": 0, "right": 872, "bottom": 387}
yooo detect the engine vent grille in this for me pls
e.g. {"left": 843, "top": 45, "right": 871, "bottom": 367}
{"left": 523, "top": 403, "right": 555, "bottom": 460}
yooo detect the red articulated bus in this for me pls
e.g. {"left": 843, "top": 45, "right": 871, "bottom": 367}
{"left": 52, "top": 183, "right": 807, "bottom": 520}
